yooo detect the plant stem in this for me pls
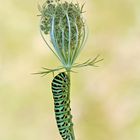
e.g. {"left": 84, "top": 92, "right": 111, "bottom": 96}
{"left": 67, "top": 69, "right": 75, "bottom": 140}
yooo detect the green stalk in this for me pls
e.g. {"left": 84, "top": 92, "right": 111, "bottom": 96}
{"left": 66, "top": 69, "right": 75, "bottom": 140}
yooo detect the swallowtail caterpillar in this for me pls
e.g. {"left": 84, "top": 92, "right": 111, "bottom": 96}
{"left": 37, "top": 0, "right": 103, "bottom": 139}
{"left": 52, "top": 72, "right": 74, "bottom": 139}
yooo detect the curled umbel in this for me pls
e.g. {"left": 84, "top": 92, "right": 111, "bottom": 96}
{"left": 39, "top": 0, "right": 87, "bottom": 69}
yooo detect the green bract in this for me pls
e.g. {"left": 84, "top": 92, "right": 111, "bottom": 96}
{"left": 39, "top": 0, "right": 87, "bottom": 69}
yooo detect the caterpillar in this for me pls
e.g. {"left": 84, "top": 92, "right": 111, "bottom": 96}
{"left": 51, "top": 72, "right": 74, "bottom": 140}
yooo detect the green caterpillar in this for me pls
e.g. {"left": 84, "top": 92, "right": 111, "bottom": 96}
{"left": 51, "top": 72, "right": 74, "bottom": 140}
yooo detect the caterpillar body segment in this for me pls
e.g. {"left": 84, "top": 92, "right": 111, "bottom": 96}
{"left": 51, "top": 72, "right": 75, "bottom": 140}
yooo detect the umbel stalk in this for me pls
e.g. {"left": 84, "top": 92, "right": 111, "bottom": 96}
{"left": 67, "top": 69, "right": 75, "bottom": 140}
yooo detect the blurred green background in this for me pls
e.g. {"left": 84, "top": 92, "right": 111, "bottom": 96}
{"left": 0, "top": 0, "right": 140, "bottom": 140}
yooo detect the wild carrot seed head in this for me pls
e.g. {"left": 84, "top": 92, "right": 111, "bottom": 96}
{"left": 39, "top": 0, "right": 87, "bottom": 69}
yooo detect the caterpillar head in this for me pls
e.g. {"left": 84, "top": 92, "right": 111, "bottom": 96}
{"left": 39, "top": 0, "right": 87, "bottom": 69}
